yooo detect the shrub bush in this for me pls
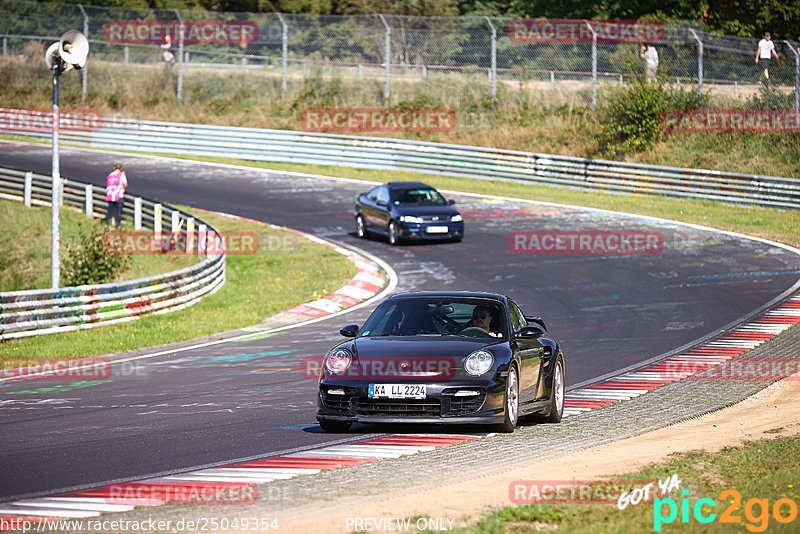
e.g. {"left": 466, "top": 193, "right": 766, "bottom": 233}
{"left": 63, "top": 223, "right": 128, "bottom": 287}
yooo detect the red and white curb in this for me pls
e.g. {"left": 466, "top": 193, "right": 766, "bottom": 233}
{"left": 0, "top": 435, "right": 480, "bottom": 524}
{"left": 562, "top": 294, "right": 800, "bottom": 417}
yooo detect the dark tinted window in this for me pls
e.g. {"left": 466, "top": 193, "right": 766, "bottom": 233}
{"left": 508, "top": 300, "right": 525, "bottom": 332}
{"left": 392, "top": 188, "right": 446, "bottom": 206}
{"left": 375, "top": 187, "right": 390, "bottom": 205}
{"left": 359, "top": 297, "right": 507, "bottom": 338}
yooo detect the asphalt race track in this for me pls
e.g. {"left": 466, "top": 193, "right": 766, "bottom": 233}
{"left": 1, "top": 142, "right": 799, "bottom": 501}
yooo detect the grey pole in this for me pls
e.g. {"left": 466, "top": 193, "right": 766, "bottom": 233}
{"left": 174, "top": 9, "right": 184, "bottom": 102}
{"left": 584, "top": 21, "right": 597, "bottom": 110}
{"left": 51, "top": 64, "right": 62, "bottom": 289}
{"left": 485, "top": 16, "right": 497, "bottom": 105}
{"left": 785, "top": 41, "right": 799, "bottom": 114}
{"left": 379, "top": 14, "right": 390, "bottom": 104}
{"left": 78, "top": 4, "right": 88, "bottom": 97}
{"left": 277, "top": 13, "right": 288, "bottom": 100}
{"left": 689, "top": 29, "right": 703, "bottom": 98}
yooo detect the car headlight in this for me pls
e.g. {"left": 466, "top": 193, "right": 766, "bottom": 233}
{"left": 450, "top": 214, "right": 463, "bottom": 222}
{"left": 464, "top": 350, "right": 494, "bottom": 376}
{"left": 399, "top": 215, "right": 424, "bottom": 224}
{"left": 325, "top": 347, "right": 353, "bottom": 375}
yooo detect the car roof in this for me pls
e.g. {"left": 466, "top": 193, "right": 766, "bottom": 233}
{"left": 387, "top": 291, "right": 507, "bottom": 302}
{"left": 385, "top": 181, "right": 435, "bottom": 190}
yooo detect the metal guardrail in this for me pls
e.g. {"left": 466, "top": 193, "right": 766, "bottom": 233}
{"left": 3, "top": 113, "right": 799, "bottom": 209}
{"left": 0, "top": 166, "right": 226, "bottom": 341}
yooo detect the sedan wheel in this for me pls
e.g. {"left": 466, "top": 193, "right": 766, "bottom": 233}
{"left": 544, "top": 359, "right": 564, "bottom": 423}
{"left": 388, "top": 221, "right": 399, "bottom": 246}
{"left": 498, "top": 365, "right": 519, "bottom": 433}
{"left": 356, "top": 215, "right": 367, "bottom": 239}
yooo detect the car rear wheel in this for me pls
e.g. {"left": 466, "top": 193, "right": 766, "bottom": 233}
{"left": 356, "top": 215, "right": 368, "bottom": 239}
{"left": 388, "top": 221, "right": 399, "bottom": 246}
{"left": 542, "top": 359, "right": 564, "bottom": 423}
{"left": 319, "top": 420, "right": 352, "bottom": 433}
{"left": 498, "top": 365, "right": 519, "bottom": 433}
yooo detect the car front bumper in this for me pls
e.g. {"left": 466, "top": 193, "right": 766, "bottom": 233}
{"left": 398, "top": 221, "right": 464, "bottom": 241}
{"left": 316, "top": 380, "right": 504, "bottom": 425}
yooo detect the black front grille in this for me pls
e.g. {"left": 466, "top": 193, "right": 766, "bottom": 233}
{"left": 356, "top": 398, "right": 441, "bottom": 417}
{"left": 321, "top": 390, "right": 351, "bottom": 415}
{"left": 421, "top": 216, "right": 449, "bottom": 223}
{"left": 448, "top": 392, "right": 486, "bottom": 416}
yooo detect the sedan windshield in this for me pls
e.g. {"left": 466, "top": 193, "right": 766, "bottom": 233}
{"left": 392, "top": 188, "right": 447, "bottom": 206}
{"left": 359, "top": 298, "right": 508, "bottom": 339}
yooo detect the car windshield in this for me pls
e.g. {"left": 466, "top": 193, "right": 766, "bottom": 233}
{"left": 358, "top": 297, "right": 508, "bottom": 339}
{"left": 392, "top": 188, "right": 447, "bottom": 206}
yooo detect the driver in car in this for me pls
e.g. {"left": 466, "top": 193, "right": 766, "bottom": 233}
{"left": 471, "top": 305, "right": 501, "bottom": 337}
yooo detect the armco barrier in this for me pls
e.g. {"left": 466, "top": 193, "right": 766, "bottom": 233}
{"left": 3, "top": 113, "right": 799, "bottom": 209}
{"left": 0, "top": 166, "right": 226, "bottom": 341}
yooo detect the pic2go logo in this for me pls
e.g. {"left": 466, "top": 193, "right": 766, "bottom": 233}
{"left": 654, "top": 489, "right": 798, "bottom": 532}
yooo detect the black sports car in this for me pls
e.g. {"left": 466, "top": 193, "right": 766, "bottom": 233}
{"left": 316, "top": 291, "right": 565, "bottom": 433}
{"left": 354, "top": 181, "right": 464, "bottom": 245}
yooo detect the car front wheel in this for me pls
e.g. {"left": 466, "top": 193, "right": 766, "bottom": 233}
{"left": 388, "top": 221, "right": 399, "bottom": 246}
{"left": 498, "top": 365, "right": 519, "bottom": 433}
{"left": 542, "top": 359, "right": 564, "bottom": 423}
{"left": 356, "top": 215, "right": 368, "bottom": 239}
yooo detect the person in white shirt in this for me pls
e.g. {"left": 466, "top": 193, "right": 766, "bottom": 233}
{"left": 640, "top": 44, "right": 658, "bottom": 82}
{"left": 755, "top": 32, "right": 779, "bottom": 84}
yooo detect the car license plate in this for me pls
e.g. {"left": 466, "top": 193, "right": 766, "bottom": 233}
{"left": 425, "top": 226, "right": 448, "bottom": 234}
{"left": 369, "top": 384, "right": 426, "bottom": 399}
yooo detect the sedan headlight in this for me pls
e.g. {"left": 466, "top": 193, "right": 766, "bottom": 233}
{"left": 325, "top": 347, "right": 353, "bottom": 375}
{"left": 450, "top": 214, "right": 463, "bottom": 222}
{"left": 399, "top": 215, "right": 424, "bottom": 224}
{"left": 464, "top": 350, "right": 494, "bottom": 376}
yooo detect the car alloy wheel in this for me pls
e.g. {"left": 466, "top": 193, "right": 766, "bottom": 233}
{"left": 498, "top": 365, "right": 519, "bottom": 433}
{"left": 545, "top": 359, "right": 564, "bottom": 423}
{"left": 356, "top": 215, "right": 367, "bottom": 239}
{"left": 388, "top": 221, "right": 399, "bottom": 246}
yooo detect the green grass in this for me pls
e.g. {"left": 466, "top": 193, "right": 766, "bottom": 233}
{"left": 0, "top": 207, "right": 358, "bottom": 365}
{"left": 176, "top": 156, "right": 800, "bottom": 249}
{"left": 446, "top": 432, "right": 800, "bottom": 533}
{"left": 0, "top": 198, "right": 196, "bottom": 291}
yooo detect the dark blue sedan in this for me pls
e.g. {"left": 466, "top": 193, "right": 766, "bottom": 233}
{"left": 354, "top": 181, "right": 464, "bottom": 245}
{"left": 316, "top": 292, "right": 565, "bottom": 433}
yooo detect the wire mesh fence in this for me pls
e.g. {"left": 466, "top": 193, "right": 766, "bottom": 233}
{"left": 1, "top": 0, "right": 798, "bottom": 116}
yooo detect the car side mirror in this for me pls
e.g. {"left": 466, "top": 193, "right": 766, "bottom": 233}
{"left": 448, "top": 199, "right": 456, "bottom": 205}
{"left": 524, "top": 315, "right": 547, "bottom": 331}
{"left": 339, "top": 324, "right": 359, "bottom": 337}
{"left": 515, "top": 325, "right": 545, "bottom": 339}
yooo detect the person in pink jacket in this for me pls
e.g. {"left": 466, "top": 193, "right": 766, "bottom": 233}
{"left": 105, "top": 163, "right": 128, "bottom": 226}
